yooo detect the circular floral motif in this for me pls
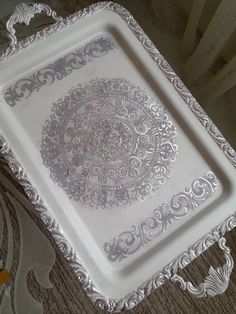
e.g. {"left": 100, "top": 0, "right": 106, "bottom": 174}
{"left": 41, "top": 78, "right": 178, "bottom": 208}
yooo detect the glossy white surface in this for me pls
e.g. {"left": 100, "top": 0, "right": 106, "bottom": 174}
{"left": 0, "top": 9, "right": 236, "bottom": 299}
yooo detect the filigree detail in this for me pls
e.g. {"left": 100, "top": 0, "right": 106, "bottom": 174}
{"left": 0, "top": 134, "right": 236, "bottom": 313}
{"left": 1, "top": 1, "right": 235, "bottom": 166}
{"left": 41, "top": 78, "right": 178, "bottom": 208}
{"left": 4, "top": 36, "right": 115, "bottom": 106}
{"left": 104, "top": 172, "right": 218, "bottom": 261}
{"left": 0, "top": 2, "right": 236, "bottom": 312}
{"left": 6, "top": 2, "right": 61, "bottom": 47}
{"left": 171, "top": 237, "right": 234, "bottom": 297}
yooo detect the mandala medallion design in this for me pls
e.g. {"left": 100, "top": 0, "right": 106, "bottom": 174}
{"left": 41, "top": 78, "right": 178, "bottom": 208}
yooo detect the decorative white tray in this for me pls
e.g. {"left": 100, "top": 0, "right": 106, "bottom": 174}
{"left": 0, "top": 2, "right": 236, "bottom": 312}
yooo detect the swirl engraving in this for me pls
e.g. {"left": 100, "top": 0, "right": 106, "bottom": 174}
{"left": 6, "top": 2, "right": 61, "bottom": 47}
{"left": 104, "top": 172, "right": 218, "bottom": 262}
{"left": 0, "top": 2, "right": 236, "bottom": 312}
{"left": 4, "top": 36, "right": 115, "bottom": 106}
{"left": 41, "top": 78, "right": 178, "bottom": 208}
{"left": 1, "top": 135, "right": 235, "bottom": 312}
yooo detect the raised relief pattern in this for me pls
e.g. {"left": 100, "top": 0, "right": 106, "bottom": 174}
{"left": 41, "top": 78, "right": 178, "bottom": 208}
{"left": 4, "top": 36, "right": 115, "bottom": 106}
{"left": 104, "top": 172, "right": 218, "bottom": 262}
{"left": 0, "top": 2, "right": 235, "bottom": 311}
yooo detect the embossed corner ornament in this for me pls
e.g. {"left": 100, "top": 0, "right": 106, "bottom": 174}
{"left": 6, "top": 2, "right": 62, "bottom": 47}
{"left": 171, "top": 237, "right": 234, "bottom": 298}
{"left": 41, "top": 78, "right": 178, "bottom": 208}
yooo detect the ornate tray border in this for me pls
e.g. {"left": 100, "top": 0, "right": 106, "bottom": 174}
{"left": 0, "top": 2, "right": 236, "bottom": 311}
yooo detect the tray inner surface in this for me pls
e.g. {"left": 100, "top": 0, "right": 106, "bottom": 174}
{"left": 0, "top": 10, "right": 235, "bottom": 298}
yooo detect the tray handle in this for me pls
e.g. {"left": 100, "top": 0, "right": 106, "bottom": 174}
{"left": 6, "top": 2, "right": 62, "bottom": 47}
{"left": 171, "top": 237, "right": 234, "bottom": 297}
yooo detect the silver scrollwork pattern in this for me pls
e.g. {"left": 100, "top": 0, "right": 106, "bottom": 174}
{"left": 4, "top": 36, "right": 115, "bottom": 106}
{"left": 1, "top": 134, "right": 236, "bottom": 313}
{"left": 0, "top": 2, "right": 236, "bottom": 312}
{"left": 6, "top": 2, "right": 62, "bottom": 47}
{"left": 104, "top": 172, "right": 218, "bottom": 262}
{"left": 171, "top": 237, "right": 234, "bottom": 298}
{"left": 41, "top": 78, "right": 178, "bottom": 209}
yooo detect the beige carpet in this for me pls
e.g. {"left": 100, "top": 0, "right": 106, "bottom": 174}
{"left": 0, "top": 1, "right": 236, "bottom": 313}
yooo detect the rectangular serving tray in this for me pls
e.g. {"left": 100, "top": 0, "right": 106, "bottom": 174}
{"left": 0, "top": 2, "right": 236, "bottom": 312}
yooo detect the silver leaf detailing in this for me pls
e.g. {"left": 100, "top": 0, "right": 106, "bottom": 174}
{"left": 171, "top": 237, "right": 234, "bottom": 297}
{"left": 3, "top": 36, "right": 115, "bottom": 106}
{"left": 40, "top": 78, "right": 178, "bottom": 209}
{"left": 104, "top": 172, "right": 218, "bottom": 262}
{"left": 0, "top": 135, "right": 236, "bottom": 312}
{"left": 6, "top": 2, "right": 62, "bottom": 47}
{"left": 0, "top": 2, "right": 236, "bottom": 312}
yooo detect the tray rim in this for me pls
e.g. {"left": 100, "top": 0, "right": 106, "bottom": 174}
{"left": 0, "top": 1, "right": 236, "bottom": 312}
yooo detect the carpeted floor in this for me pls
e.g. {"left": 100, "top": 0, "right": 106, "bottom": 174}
{"left": 0, "top": 1, "right": 236, "bottom": 313}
